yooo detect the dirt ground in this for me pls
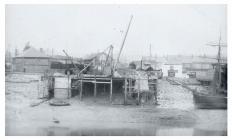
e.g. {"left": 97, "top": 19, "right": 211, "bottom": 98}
{"left": 5, "top": 74, "right": 227, "bottom": 136}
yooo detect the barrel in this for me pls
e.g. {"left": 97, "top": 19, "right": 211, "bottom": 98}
{"left": 54, "top": 76, "right": 71, "bottom": 99}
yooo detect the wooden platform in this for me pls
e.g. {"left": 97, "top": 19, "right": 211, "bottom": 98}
{"left": 71, "top": 74, "right": 157, "bottom": 105}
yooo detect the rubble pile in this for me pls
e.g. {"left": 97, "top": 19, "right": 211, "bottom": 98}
{"left": 157, "top": 80, "right": 194, "bottom": 110}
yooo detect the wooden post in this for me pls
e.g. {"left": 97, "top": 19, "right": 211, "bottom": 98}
{"left": 67, "top": 71, "right": 70, "bottom": 99}
{"left": 94, "top": 76, "right": 97, "bottom": 102}
{"left": 37, "top": 79, "right": 40, "bottom": 98}
{"left": 110, "top": 77, "right": 113, "bottom": 103}
{"left": 124, "top": 78, "right": 127, "bottom": 105}
{"left": 80, "top": 79, "right": 83, "bottom": 101}
{"left": 137, "top": 78, "right": 140, "bottom": 105}
{"left": 111, "top": 46, "right": 114, "bottom": 75}
{"left": 104, "top": 84, "right": 106, "bottom": 93}
{"left": 154, "top": 79, "right": 158, "bottom": 103}
{"left": 146, "top": 76, "right": 149, "bottom": 102}
{"left": 23, "top": 57, "right": 25, "bottom": 72}
{"left": 128, "top": 78, "right": 131, "bottom": 95}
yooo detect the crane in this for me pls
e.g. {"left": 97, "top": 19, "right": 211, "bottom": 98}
{"left": 62, "top": 50, "right": 79, "bottom": 74}
{"left": 114, "top": 15, "right": 133, "bottom": 72}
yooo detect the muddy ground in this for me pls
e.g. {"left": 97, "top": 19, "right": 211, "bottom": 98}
{"left": 5, "top": 74, "right": 227, "bottom": 136}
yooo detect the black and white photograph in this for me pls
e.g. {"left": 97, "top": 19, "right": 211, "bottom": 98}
{"left": 2, "top": 1, "right": 230, "bottom": 137}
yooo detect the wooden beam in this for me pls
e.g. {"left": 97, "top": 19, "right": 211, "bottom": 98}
{"left": 81, "top": 80, "right": 111, "bottom": 84}
{"left": 76, "top": 77, "right": 112, "bottom": 80}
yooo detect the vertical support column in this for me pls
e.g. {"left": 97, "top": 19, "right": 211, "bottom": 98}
{"left": 103, "top": 84, "right": 106, "bottom": 93}
{"left": 67, "top": 72, "right": 70, "bottom": 99}
{"left": 137, "top": 78, "right": 140, "bottom": 105}
{"left": 146, "top": 76, "right": 149, "bottom": 102}
{"left": 80, "top": 79, "right": 83, "bottom": 101}
{"left": 111, "top": 46, "right": 114, "bottom": 75}
{"left": 37, "top": 79, "right": 40, "bottom": 98}
{"left": 23, "top": 57, "right": 25, "bottom": 72}
{"left": 128, "top": 78, "right": 131, "bottom": 95}
{"left": 94, "top": 76, "right": 97, "bottom": 102}
{"left": 110, "top": 77, "right": 113, "bottom": 103}
{"left": 154, "top": 79, "right": 158, "bottom": 104}
{"left": 124, "top": 78, "right": 127, "bottom": 105}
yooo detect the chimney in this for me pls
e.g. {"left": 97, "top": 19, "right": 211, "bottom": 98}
{"left": 40, "top": 48, "right": 44, "bottom": 53}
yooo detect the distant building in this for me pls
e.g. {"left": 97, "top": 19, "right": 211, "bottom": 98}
{"left": 181, "top": 56, "right": 219, "bottom": 78}
{"left": 126, "top": 55, "right": 226, "bottom": 79}
{"left": 12, "top": 47, "right": 50, "bottom": 73}
{"left": 163, "top": 55, "right": 224, "bottom": 78}
{"left": 162, "top": 63, "right": 184, "bottom": 78}
{"left": 160, "top": 55, "right": 185, "bottom": 78}
{"left": 141, "top": 56, "right": 166, "bottom": 70}
{"left": 182, "top": 57, "right": 217, "bottom": 73}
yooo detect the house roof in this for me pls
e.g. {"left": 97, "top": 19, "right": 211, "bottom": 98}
{"left": 15, "top": 47, "right": 49, "bottom": 58}
{"left": 181, "top": 56, "right": 218, "bottom": 64}
{"left": 165, "top": 55, "right": 219, "bottom": 65}
{"left": 142, "top": 56, "right": 167, "bottom": 63}
{"left": 50, "top": 55, "right": 83, "bottom": 64}
{"left": 135, "top": 55, "right": 223, "bottom": 66}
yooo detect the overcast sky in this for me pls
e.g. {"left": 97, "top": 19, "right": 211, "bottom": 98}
{"left": 5, "top": 4, "right": 227, "bottom": 61}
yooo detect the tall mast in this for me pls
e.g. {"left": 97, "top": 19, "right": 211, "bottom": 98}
{"left": 114, "top": 15, "right": 133, "bottom": 71}
{"left": 206, "top": 32, "right": 227, "bottom": 90}
{"left": 149, "top": 44, "right": 152, "bottom": 62}
{"left": 217, "top": 32, "right": 222, "bottom": 89}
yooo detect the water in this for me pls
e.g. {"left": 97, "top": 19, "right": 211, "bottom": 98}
{"left": 37, "top": 124, "right": 226, "bottom": 136}
{"left": 6, "top": 79, "right": 227, "bottom": 136}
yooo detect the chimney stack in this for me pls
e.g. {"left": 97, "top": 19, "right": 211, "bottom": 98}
{"left": 40, "top": 48, "right": 44, "bottom": 53}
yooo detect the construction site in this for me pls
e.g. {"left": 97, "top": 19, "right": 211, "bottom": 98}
{"left": 5, "top": 5, "right": 227, "bottom": 136}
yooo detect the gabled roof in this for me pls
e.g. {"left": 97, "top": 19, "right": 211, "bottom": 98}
{"left": 142, "top": 56, "right": 167, "bottom": 63}
{"left": 15, "top": 47, "right": 49, "bottom": 58}
{"left": 181, "top": 56, "right": 218, "bottom": 64}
